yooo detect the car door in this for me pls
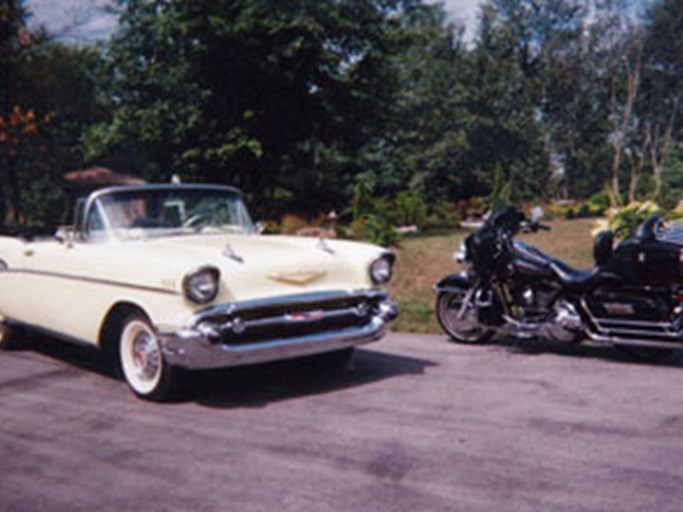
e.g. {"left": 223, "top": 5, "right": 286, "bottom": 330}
{"left": 10, "top": 237, "right": 106, "bottom": 345}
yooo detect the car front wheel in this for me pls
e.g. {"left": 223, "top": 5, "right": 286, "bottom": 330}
{"left": 118, "top": 314, "right": 175, "bottom": 400}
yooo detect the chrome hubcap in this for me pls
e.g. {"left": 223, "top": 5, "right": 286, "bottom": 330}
{"left": 132, "top": 331, "right": 160, "bottom": 381}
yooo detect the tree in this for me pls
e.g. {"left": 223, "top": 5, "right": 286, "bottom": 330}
{"left": 386, "top": 3, "right": 472, "bottom": 200}
{"left": 18, "top": 41, "right": 108, "bottom": 225}
{"left": 0, "top": 1, "right": 105, "bottom": 227}
{"left": 639, "top": 0, "right": 683, "bottom": 200}
{"left": 0, "top": 0, "right": 32, "bottom": 224}
{"left": 587, "top": 0, "right": 643, "bottom": 201}
{"left": 466, "top": 0, "right": 551, "bottom": 201}
{"left": 85, "top": 0, "right": 420, "bottom": 218}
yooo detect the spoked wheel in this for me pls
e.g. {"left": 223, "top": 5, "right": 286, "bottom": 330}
{"left": 435, "top": 290, "right": 493, "bottom": 344}
{"left": 119, "top": 314, "right": 175, "bottom": 400}
{"left": 0, "top": 318, "right": 16, "bottom": 350}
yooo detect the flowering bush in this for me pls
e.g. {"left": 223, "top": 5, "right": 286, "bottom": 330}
{"left": 592, "top": 201, "right": 660, "bottom": 238}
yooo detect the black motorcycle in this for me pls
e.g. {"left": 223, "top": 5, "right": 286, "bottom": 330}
{"left": 434, "top": 207, "right": 683, "bottom": 357}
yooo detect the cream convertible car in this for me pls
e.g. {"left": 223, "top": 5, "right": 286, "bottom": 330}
{"left": 0, "top": 184, "right": 398, "bottom": 399}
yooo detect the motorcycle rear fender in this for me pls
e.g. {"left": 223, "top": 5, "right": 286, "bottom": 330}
{"left": 434, "top": 272, "right": 473, "bottom": 294}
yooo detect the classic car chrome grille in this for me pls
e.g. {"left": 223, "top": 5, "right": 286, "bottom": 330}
{"left": 190, "top": 290, "right": 394, "bottom": 345}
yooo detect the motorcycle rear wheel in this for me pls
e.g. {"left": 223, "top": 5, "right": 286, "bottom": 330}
{"left": 435, "top": 291, "right": 494, "bottom": 344}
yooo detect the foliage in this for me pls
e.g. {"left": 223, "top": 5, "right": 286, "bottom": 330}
{"left": 657, "top": 145, "right": 683, "bottom": 210}
{"left": 279, "top": 214, "right": 311, "bottom": 235}
{"left": 488, "top": 164, "right": 511, "bottom": 211}
{"left": 545, "top": 191, "right": 611, "bottom": 221}
{"left": 425, "top": 200, "right": 460, "bottom": 229}
{"left": 394, "top": 191, "right": 427, "bottom": 228}
{"left": 84, "top": 0, "right": 420, "bottom": 219}
{"left": 6, "top": 0, "right": 683, "bottom": 233}
{"left": 586, "top": 190, "right": 612, "bottom": 214}
{"left": 358, "top": 213, "right": 401, "bottom": 247}
{"left": 0, "top": 0, "right": 107, "bottom": 226}
{"left": 348, "top": 178, "right": 400, "bottom": 246}
{"left": 597, "top": 201, "right": 660, "bottom": 238}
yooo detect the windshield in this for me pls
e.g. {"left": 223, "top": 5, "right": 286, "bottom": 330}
{"left": 86, "top": 187, "right": 255, "bottom": 240}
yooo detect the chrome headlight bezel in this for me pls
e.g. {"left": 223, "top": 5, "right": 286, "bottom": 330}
{"left": 182, "top": 266, "right": 221, "bottom": 305}
{"left": 369, "top": 254, "right": 395, "bottom": 285}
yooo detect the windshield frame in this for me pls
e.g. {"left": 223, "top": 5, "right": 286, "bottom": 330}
{"left": 79, "top": 184, "right": 255, "bottom": 241}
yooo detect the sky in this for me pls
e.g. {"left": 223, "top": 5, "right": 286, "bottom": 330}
{"left": 25, "top": 0, "right": 484, "bottom": 43}
{"left": 26, "top": 0, "right": 117, "bottom": 42}
{"left": 23, "top": 0, "right": 658, "bottom": 44}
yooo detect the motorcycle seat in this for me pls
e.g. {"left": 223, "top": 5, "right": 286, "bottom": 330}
{"left": 549, "top": 259, "right": 601, "bottom": 290}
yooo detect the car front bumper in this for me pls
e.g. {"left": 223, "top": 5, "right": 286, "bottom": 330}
{"left": 157, "top": 290, "right": 398, "bottom": 370}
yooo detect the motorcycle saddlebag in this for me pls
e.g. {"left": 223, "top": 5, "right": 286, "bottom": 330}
{"left": 612, "top": 237, "right": 683, "bottom": 283}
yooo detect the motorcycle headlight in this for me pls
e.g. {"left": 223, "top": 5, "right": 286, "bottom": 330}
{"left": 183, "top": 266, "right": 220, "bottom": 304}
{"left": 369, "top": 255, "right": 395, "bottom": 285}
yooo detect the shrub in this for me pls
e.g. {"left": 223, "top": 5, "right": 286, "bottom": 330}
{"left": 595, "top": 201, "right": 660, "bottom": 238}
{"left": 279, "top": 214, "right": 310, "bottom": 234}
{"left": 357, "top": 214, "right": 400, "bottom": 247}
{"left": 395, "top": 191, "right": 427, "bottom": 228}
{"left": 425, "top": 200, "right": 460, "bottom": 229}
{"left": 585, "top": 190, "right": 611, "bottom": 216}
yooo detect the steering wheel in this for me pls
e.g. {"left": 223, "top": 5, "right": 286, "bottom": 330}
{"left": 182, "top": 213, "right": 216, "bottom": 230}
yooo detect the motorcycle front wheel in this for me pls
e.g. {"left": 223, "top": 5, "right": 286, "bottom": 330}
{"left": 435, "top": 290, "right": 494, "bottom": 344}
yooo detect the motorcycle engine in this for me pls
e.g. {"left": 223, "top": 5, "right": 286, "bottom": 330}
{"left": 509, "top": 283, "right": 583, "bottom": 343}
{"left": 510, "top": 282, "right": 558, "bottom": 320}
{"left": 546, "top": 300, "right": 584, "bottom": 343}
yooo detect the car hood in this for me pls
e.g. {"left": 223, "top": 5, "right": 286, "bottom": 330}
{"left": 124, "top": 234, "right": 381, "bottom": 303}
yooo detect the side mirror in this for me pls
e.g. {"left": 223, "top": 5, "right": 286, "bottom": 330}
{"left": 55, "top": 226, "right": 75, "bottom": 247}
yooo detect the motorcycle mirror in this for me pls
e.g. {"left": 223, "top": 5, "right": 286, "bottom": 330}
{"left": 531, "top": 206, "right": 544, "bottom": 222}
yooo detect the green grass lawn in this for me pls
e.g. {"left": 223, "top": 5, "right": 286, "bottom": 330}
{"left": 386, "top": 217, "right": 597, "bottom": 333}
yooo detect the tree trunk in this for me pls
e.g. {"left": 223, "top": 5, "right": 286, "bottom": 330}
{"left": 649, "top": 105, "right": 677, "bottom": 199}
{"left": 627, "top": 133, "right": 648, "bottom": 202}
{"left": 608, "top": 40, "right": 641, "bottom": 204}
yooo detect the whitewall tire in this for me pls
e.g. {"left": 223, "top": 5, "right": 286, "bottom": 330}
{"left": 118, "top": 315, "right": 175, "bottom": 400}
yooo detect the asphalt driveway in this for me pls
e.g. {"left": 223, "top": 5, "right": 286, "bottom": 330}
{"left": 2, "top": 331, "right": 683, "bottom": 511}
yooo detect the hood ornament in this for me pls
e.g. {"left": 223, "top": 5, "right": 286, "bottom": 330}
{"left": 222, "top": 243, "right": 244, "bottom": 264}
{"left": 318, "top": 237, "right": 335, "bottom": 255}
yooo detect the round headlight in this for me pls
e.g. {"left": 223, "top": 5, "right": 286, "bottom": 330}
{"left": 370, "top": 255, "right": 394, "bottom": 285}
{"left": 183, "top": 266, "right": 220, "bottom": 304}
